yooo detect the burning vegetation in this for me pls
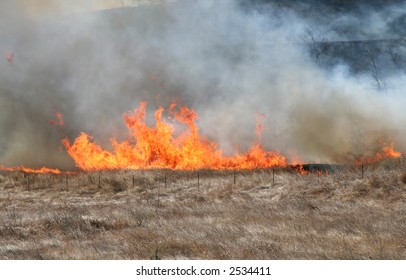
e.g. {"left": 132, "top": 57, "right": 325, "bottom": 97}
{"left": 1, "top": 1, "right": 405, "bottom": 174}
{"left": 0, "top": 102, "right": 402, "bottom": 174}
{"left": 1, "top": 1, "right": 406, "bottom": 262}
{"left": 61, "top": 102, "right": 287, "bottom": 171}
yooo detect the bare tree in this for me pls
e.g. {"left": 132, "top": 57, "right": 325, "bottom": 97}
{"left": 387, "top": 45, "right": 400, "bottom": 67}
{"left": 304, "top": 28, "right": 329, "bottom": 65}
{"left": 386, "top": 41, "right": 406, "bottom": 69}
{"left": 365, "top": 47, "right": 384, "bottom": 92}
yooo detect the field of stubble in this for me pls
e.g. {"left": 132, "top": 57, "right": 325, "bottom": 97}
{"left": 0, "top": 161, "right": 405, "bottom": 259}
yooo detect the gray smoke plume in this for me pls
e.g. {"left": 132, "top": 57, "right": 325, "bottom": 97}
{"left": 1, "top": 0, "right": 406, "bottom": 170}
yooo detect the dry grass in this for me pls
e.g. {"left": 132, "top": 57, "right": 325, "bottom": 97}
{"left": 0, "top": 161, "right": 405, "bottom": 260}
{"left": 400, "top": 173, "right": 406, "bottom": 185}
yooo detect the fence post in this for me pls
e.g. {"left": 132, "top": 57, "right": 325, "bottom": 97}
{"left": 164, "top": 171, "right": 167, "bottom": 188}
{"left": 272, "top": 168, "right": 275, "bottom": 184}
{"left": 26, "top": 173, "right": 30, "bottom": 190}
{"left": 157, "top": 183, "right": 160, "bottom": 211}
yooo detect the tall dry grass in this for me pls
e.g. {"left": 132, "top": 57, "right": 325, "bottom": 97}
{"left": 0, "top": 159, "right": 405, "bottom": 259}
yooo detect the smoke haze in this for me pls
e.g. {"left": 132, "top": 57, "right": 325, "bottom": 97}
{"left": 1, "top": 0, "right": 406, "bottom": 169}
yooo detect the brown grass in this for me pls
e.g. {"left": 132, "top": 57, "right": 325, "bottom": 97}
{"left": 0, "top": 162, "right": 405, "bottom": 259}
{"left": 400, "top": 173, "right": 406, "bottom": 185}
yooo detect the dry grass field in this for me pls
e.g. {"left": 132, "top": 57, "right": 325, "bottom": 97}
{"left": 0, "top": 160, "right": 405, "bottom": 260}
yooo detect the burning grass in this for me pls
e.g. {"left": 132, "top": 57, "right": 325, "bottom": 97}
{"left": 0, "top": 161, "right": 405, "bottom": 259}
{"left": 0, "top": 102, "right": 402, "bottom": 175}
{"left": 60, "top": 102, "right": 288, "bottom": 171}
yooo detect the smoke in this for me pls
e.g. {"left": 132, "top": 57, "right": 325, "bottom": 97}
{"left": 1, "top": 0, "right": 406, "bottom": 169}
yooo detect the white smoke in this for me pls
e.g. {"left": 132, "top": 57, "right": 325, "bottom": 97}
{"left": 1, "top": 0, "right": 405, "bottom": 169}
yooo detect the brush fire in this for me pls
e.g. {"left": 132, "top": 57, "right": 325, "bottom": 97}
{"left": 0, "top": 102, "right": 401, "bottom": 174}
{"left": 1, "top": 1, "right": 405, "bottom": 176}
{"left": 2, "top": 0, "right": 406, "bottom": 265}
{"left": 61, "top": 102, "right": 288, "bottom": 171}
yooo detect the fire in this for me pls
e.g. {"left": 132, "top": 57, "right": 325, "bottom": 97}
{"left": 355, "top": 143, "right": 402, "bottom": 166}
{"left": 383, "top": 143, "right": 401, "bottom": 158}
{"left": 295, "top": 165, "right": 309, "bottom": 175}
{"left": 0, "top": 165, "right": 62, "bottom": 174}
{"left": 1, "top": 103, "right": 402, "bottom": 174}
{"left": 62, "top": 102, "right": 288, "bottom": 171}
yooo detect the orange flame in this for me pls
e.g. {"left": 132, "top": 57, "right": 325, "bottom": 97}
{"left": 0, "top": 165, "right": 62, "bottom": 174}
{"left": 62, "top": 102, "right": 287, "bottom": 171}
{"left": 355, "top": 143, "right": 402, "bottom": 166}
{"left": 2, "top": 103, "right": 401, "bottom": 174}
{"left": 296, "top": 165, "right": 309, "bottom": 175}
{"left": 382, "top": 143, "right": 401, "bottom": 158}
